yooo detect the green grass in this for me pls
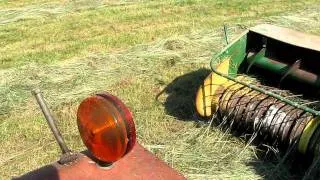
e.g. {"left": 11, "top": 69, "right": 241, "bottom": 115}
{"left": 1, "top": 0, "right": 320, "bottom": 179}
{"left": 0, "top": 0, "right": 317, "bottom": 68}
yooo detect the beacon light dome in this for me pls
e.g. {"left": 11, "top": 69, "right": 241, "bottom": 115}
{"left": 77, "top": 92, "right": 136, "bottom": 163}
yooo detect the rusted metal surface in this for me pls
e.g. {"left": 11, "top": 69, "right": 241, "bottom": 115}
{"left": 15, "top": 143, "right": 186, "bottom": 180}
{"left": 250, "top": 24, "right": 320, "bottom": 52}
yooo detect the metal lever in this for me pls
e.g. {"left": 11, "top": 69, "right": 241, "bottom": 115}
{"left": 32, "top": 89, "right": 70, "bottom": 154}
{"left": 32, "top": 89, "right": 78, "bottom": 164}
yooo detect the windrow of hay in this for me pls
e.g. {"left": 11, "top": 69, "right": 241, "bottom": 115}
{"left": 0, "top": 0, "right": 134, "bottom": 25}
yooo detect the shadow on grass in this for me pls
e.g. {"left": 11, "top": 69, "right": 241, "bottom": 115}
{"left": 159, "top": 69, "right": 313, "bottom": 179}
{"left": 156, "top": 68, "right": 211, "bottom": 121}
{"left": 245, "top": 148, "right": 311, "bottom": 180}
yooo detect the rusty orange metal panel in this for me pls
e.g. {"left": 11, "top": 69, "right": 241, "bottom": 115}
{"left": 16, "top": 143, "right": 186, "bottom": 180}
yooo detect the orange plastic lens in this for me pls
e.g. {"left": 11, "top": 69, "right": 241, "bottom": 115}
{"left": 77, "top": 93, "right": 136, "bottom": 163}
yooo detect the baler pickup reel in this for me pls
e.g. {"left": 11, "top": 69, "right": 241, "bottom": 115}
{"left": 196, "top": 24, "right": 320, "bottom": 166}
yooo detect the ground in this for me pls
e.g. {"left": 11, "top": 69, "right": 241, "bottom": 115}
{"left": 1, "top": 0, "right": 320, "bottom": 179}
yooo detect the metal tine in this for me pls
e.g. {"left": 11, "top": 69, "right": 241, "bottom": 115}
{"left": 203, "top": 114, "right": 217, "bottom": 135}
{"left": 262, "top": 144, "right": 279, "bottom": 159}
{"left": 223, "top": 109, "right": 238, "bottom": 131}
{"left": 283, "top": 94, "right": 304, "bottom": 98}
{"left": 238, "top": 132, "right": 257, "bottom": 157}
{"left": 300, "top": 101, "right": 320, "bottom": 106}
{"left": 216, "top": 111, "right": 227, "bottom": 126}
{"left": 237, "top": 133, "right": 258, "bottom": 159}
{"left": 228, "top": 113, "right": 236, "bottom": 131}
{"left": 219, "top": 117, "right": 230, "bottom": 132}
{"left": 219, "top": 111, "right": 233, "bottom": 130}
{"left": 219, "top": 115, "right": 229, "bottom": 128}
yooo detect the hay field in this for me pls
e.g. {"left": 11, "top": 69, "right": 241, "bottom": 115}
{"left": 1, "top": 0, "right": 320, "bottom": 179}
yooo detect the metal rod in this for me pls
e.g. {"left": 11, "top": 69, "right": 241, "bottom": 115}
{"left": 210, "top": 56, "right": 320, "bottom": 116}
{"left": 32, "top": 89, "right": 70, "bottom": 154}
{"left": 223, "top": 24, "right": 229, "bottom": 45}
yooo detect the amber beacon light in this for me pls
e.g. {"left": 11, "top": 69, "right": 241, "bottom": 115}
{"left": 19, "top": 90, "right": 185, "bottom": 179}
{"left": 77, "top": 92, "right": 136, "bottom": 163}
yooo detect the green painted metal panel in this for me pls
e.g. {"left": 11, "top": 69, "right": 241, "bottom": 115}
{"left": 210, "top": 32, "right": 248, "bottom": 77}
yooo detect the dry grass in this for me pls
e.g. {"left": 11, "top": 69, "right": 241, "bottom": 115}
{"left": 1, "top": 1, "right": 320, "bottom": 179}
{"left": 0, "top": 0, "right": 317, "bottom": 68}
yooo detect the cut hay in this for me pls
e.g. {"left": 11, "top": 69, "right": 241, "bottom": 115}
{"left": 1, "top": 2, "right": 320, "bottom": 179}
